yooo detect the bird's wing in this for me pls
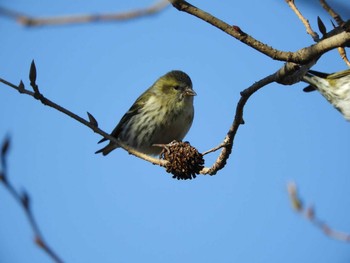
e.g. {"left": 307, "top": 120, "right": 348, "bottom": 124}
{"left": 308, "top": 69, "right": 350, "bottom": 80}
{"left": 97, "top": 104, "right": 143, "bottom": 144}
{"left": 326, "top": 69, "right": 350, "bottom": 80}
{"left": 307, "top": 70, "right": 330, "bottom": 78}
{"left": 97, "top": 90, "right": 152, "bottom": 144}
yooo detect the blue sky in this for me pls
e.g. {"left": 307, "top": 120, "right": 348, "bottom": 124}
{"left": 1, "top": 1, "right": 350, "bottom": 262}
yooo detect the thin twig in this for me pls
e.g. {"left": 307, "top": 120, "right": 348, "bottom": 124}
{"left": 0, "top": 0, "right": 169, "bottom": 27}
{"left": 200, "top": 73, "right": 276, "bottom": 175}
{"left": 2, "top": 62, "right": 268, "bottom": 177}
{"left": 338, "top": 47, "right": 350, "bottom": 67}
{"left": 319, "top": 0, "right": 344, "bottom": 26}
{"left": 0, "top": 71, "right": 166, "bottom": 168}
{"left": 337, "top": 47, "right": 350, "bottom": 67}
{"left": 202, "top": 142, "right": 230, "bottom": 156}
{"left": 285, "top": 0, "right": 319, "bottom": 42}
{"left": 0, "top": 137, "right": 65, "bottom": 262}
{"left": 1, "top": 59, "right": 311, "bottom": 177}
{"left": 287, "top": 182, "right": 350, "bottom": 242}
{"left": 318, "top": 0, "right": 349, "bottom": 65}
{"left": 199, "top": 60, "right": 310, "bottom": 175}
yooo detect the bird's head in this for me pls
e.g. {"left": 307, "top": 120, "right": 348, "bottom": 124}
{"left": 156, "top": 70, "right": 196, "bottom": 102}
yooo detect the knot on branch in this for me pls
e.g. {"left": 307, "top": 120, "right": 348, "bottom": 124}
{"left": 275, "top": 63, "right": 302, "bottom": 85}
{"left": 160, "top": 141, "right": 204, "bottom": 180}
{"left": 276, "top": 62, "right": 318, "bottom": 86}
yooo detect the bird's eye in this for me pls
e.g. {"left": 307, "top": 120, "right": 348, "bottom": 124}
{"left": 173, "top": 85, "right": 181, "bottom": 90}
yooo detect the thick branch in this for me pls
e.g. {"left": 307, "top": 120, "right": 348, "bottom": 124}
{"left": 200, "top": 61, "right": 308, "bottom": 175}
{"left": 200, "top": 74, "right": 275, "bottom": 175}
{"left": 168, "top": 0, "right": 350, "bottom": 63}
{"left": 1, "top": 55, "right": 313, "bottom": 177}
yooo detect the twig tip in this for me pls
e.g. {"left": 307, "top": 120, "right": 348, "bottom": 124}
{"left": 1, "top": 136, "right": 11, "bottom": 157}
{"left": 29, "top": 60, "right": 37, "bottom": 84}
{"left": 87, "top": 112, "right": 98, "bottom": 127}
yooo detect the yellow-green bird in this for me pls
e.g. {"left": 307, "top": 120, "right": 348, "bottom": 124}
{"left": 302, "top": 69, "right": 350, "bottom": 121}
{"left": 96, "top": 70, "right": 196, "bottom": 156}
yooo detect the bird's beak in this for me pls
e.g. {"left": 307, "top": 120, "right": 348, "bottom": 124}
{"left": 184, "top": 87, "right": 197, "bottom": 96}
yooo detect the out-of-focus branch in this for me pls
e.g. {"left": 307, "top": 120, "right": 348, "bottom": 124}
{"left": 287, "top": 182, "right": 350, "bottom": 243}
{"left": 0, "top": 0, "right": 169, "bottom": 27}
{"left": 168, "top": 0, "right": 350, "bottom": 64}
{"left": 0, "top": 137, "right": 64, "bottom": 262}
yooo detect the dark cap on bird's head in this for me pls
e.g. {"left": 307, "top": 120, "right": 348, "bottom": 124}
{"left": 165, "top": 70, "right": 192, "bottom": 87}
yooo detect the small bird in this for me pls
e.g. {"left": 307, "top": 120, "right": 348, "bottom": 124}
{"left": 96, "top": 70, "right": 196, "bottom": 156}
{"left": 302, "top": 69, "right": 350, "bottom": 121}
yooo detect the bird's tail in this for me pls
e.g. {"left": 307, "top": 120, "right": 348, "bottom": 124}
{"left": 302, "top": 70, "right": 329, "bottom": 93}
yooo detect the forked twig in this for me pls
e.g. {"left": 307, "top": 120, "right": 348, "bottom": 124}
{"left": 1, "top": 60, "right": 310, "bottom": 177}
{"left": 170, "top": 1, "right": 350, "bottom": 65}
{"left": 286, "top": 0, "right": 350, "bottom": 69}
{"left": 285, "top": 0, "right": 320, "bottom": 42}
{"left": 319, "top": 0, "right": 344, "bottom": 26}
{"left": 202, "top": 142, "right": 230, "bottom": 156}
{"left": 200, "top": 74, "right": 276, "bottom": 175}
{"left": 318, "top": 0, "right": 350, "bottom": 67}
{"left": 0, "top": 61, "right": 166, "bottom": 168}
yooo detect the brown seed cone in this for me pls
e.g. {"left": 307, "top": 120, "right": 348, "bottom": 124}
{"left": 160, "top": 141, "right": 204, "bottom": 180}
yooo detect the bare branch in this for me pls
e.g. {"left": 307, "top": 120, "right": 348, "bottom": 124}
{"left": 0, "top": 137, "right": 64, "bottom": 262}
{"left": 0, "top": 64, "right": 166, "bottom": 168}
{"left": 168, "top": 0, "right": 350, "bottom": 63}
{"left": 0, "top": 0, "right": 347, "bottom": 179}
{"left": 0, "top": 0, "right": 169, "bottom": 27}
{"left": 287, "top": 182, "right": 350, "bottom": 243}
{"left": 1, "top": 59, "right": 305, "bottom": 178}
{"left": 202, "top": 142, "right": 230, "bottom": 156}
{"left": 285, "top": 0, "right": 320, "bottom": 42}
{"left": 2, "top": 0, "right": 344, "bottom": 179}
{"left": 320, "top": 0, "right": 344, "bottom": 26}
{"left": 200, "top": 59, "right": 317, "bottom": 176}
{"left": 317, "top": 0, "right": 350, "bottom": 65}
{"left": 0, "top": 58, "right": 313, "bottom": 178}
{"left": 200, "top": 74, "right": 275, "bottom": 175}
{"left": 338, "top": 47, "right": 350, "bottom": 67}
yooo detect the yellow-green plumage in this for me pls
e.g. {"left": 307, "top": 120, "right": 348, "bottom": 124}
{"left": 302, "top": 69, "right": 350, "bottom": 121}
{"left": 96, "top": 70, "right": 196, "bottom": 156}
